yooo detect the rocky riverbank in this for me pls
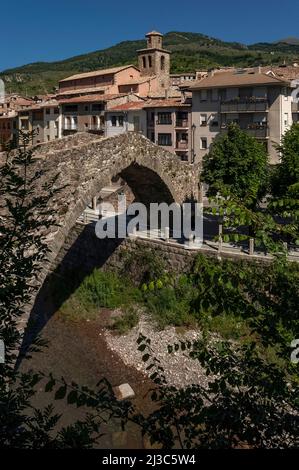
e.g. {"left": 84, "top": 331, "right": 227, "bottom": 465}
{"left": 105, "top": 314, "right": 209, "bottom": 389}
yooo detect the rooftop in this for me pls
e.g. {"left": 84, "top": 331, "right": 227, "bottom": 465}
{"left": 143, "top": 98, "right": 190, "bottom": 108}
{"left": 189, "top": 70, "right": 290, "bottom": 90}
{"left": 108, "top": 101, "right": 146, "bottom": 111}
{"left": 58, "top": 93, "right": 126, "bottom": 104}
{"left": 146, "top": 30, "right": 163, "bottom": 36}
{"left": 262, "top": 65, "right": 299, "bottom": 81}
{"left": 59, "top": 65, "right": 139, "bottom": 83}
{"left": 57, "top": 86, "right": 108, "bottom": 96}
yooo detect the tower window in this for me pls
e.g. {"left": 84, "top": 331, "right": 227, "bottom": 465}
{"left": 142, "top": 56, "right": 146, "bottom": 68}
{"left": 161, "top": 55, "right": 165, "bottom": 71}
{"left": 148, "top": 55, "right": 152, "bottom": 68}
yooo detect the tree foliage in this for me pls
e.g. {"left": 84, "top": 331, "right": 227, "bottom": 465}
{"left": 202, "top": 124, "right": 269, "bottom": 207}
{"left": 0, "top": 135, "right": 128, "bottom": 448}
{"left": 272, "top": 123, "right": 299, "bottom": 197}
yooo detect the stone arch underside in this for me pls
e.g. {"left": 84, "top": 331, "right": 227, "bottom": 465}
{"left": 17, "top": 131, "right": 199, "bottom": 332}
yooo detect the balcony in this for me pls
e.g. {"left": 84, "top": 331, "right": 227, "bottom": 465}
{"left": 156, "top": 119, "right": 172, "bottom": 125}
{"left": 175, "top": 140, "right": 188, "bottom": 150}
{"left": 220, "top": 98, "right": 269, "bottom": 113}
{"left": 292, "top": 102, "right": 299, "bottom": 113}
{"left": 175, "top": 118, "right": 189, "bottom": 128}
{"left": 62, "top": 125, "right": 78, "bottom": 136}
{"left": 221, "top": 123, "right": 269, "bottom": 139}
{"left": 88, "top": 125, "right": 104, "bottom": 131}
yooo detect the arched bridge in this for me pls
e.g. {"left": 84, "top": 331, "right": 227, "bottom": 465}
{"left": 15, "top": 131, "right": 199, "bottom": 331}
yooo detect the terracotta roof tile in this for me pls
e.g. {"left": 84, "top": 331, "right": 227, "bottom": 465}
{"left": 58, "top": 94, "right": 126, "bottom": 104}
{"left": 59, "top": 65, "right": 139, "bottom": 83}
{"left": 143, "top": 98, "right": 190, "bottom": 108}
{"left": 108, "top": 101, "right": 146, "bottom": 111}
{"left": 189, "top": 70, "right": 290, "bottom": 90}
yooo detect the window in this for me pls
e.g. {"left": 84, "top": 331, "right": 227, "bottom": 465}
{"left": 142, "top": 56, "right": 146, "bottom": 68}
{"left": 200, "top": 114, "right": 207, "bottom": 126}
{"left": 46, "top": 108, "right": 50, "bottom": 115}
{"left": 282, "top": 87, "right": 288, "bottom": 101}
{"left": 210, "top": 114, "right": 219, "bottom": 127}
{"left": 158, "top": 133, "right": 172, "bottom": 146}
{"left": 64, "top": 105, "right": 78, "bottom": 112}
{"left": 84, "top": 105, "right": 89, "bottom": 112}
{"left": 53, "top": 107, "right": 59, "bottom": 114}
{"left": 200, "top": 90, "right": 208, "bottom": 101}
{"left": 47, "top": 135, "right": 50, "bottom": 141}
{"left": 284, "top": 113, "right": 289, "bottom": 126}
{"left": 85, "top": 123, "right": 88, "bottom": 128}
{"left": 92, "top": 104, "right": 103, "bottom": 112}
{"left": 20, "top": 119, "right": 29, "bottom": 130}
{"left": 211, "top": 89, "right": 218, "bottom": 101}
{"left": 111, "top": 115, "right": 123, "bottom": 127}
{"left": 148, "top": 55, "right": 152, "bottom": 68}
{"left": 200, "top": 137, "right": 208, "bottom": 150}
{"left": 157, "top": 112, "right": 172, "bottom": 124}
{"left": 150, "top": 132, "right": 155, "bottom": 142}
{"left": 46, "top": 121, "right": 50, "bottom": 129}
{"left": 161, "top": 55, "right": 165, "bottom": 71}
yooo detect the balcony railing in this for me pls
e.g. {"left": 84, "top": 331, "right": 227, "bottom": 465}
{"left": 292, "top": 102, "right": 299, "bottom": 113}
{"left": 221, "top": 124, "right": 269, "bottom": 138}
{"left": 63, "top": 125, "right": 78, "bottom": 131}
{"left": 175, "top": 119, "right": 189, "bottom": 127}
{"left": 176, "top": 140, "right": 188, "bottom": 150}
{"left": 88, "top": 125, "right": 104, "bottom": 131}
{"left": 156, "top": 119, "right": 172, "bottom": 125}
{"left": 220, "top": 98, "right": 269, "bottom": 113}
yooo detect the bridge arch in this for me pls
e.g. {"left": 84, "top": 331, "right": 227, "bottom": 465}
{"left": 17, "top": 131, "right": 199, "bottom": 334}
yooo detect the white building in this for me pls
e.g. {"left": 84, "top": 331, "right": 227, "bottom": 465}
{"left": 105, "top": 101, "right": 147, "bottom": 137}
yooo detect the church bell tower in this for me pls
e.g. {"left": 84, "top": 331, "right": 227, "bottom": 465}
{"left": 137, "top": 31, "right": 170, "bottom": 90}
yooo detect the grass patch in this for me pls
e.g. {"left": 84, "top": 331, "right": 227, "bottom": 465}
{"left": 199, "top": 313, "right": 252, "bottom": 340}
{"left": 111, "top": 307, "right": 140, "bottom": 334}
{"left": 59, "top": 269, "right": 141, "bottom": 322}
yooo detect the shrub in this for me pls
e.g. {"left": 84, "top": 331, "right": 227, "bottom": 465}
{"left": 111, "top": 307, "right": 140, "bottom": 334}
{"left": 60, "top": 269, "right": 141, "bottom": 320}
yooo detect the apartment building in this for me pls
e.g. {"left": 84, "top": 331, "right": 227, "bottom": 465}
{"left": 170, "top": 73, "right": 196, "bottom": 87}
{"left": 0, "top": 112, "right": 18, "bottom": 150}
{"left": 188, "top": 68, "right": 293, "bottom": 164}
{"left": 144, "top": 98, "right": 191, "bottom": 162}
{"left": 105, "top": 101, "right": 146, "bottom": 137}
{"left": 16, "top": 99, "right": 60, "bottom": 145}
{"left": 59, "top": 93, "right": 143, "bottom": 136}
{"left": 262, "top": 65, "right": 299, "bottom": 124}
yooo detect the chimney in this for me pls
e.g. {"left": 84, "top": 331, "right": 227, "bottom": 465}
{"left": 255, "top": 66, "right": 262, "bottom": 74}
{"left": 208, "top": 69, "right": 215, "bottom": 77}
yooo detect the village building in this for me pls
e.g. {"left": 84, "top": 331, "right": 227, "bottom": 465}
{"left": 188, "top": 67, "right": 294, "bottom": 164}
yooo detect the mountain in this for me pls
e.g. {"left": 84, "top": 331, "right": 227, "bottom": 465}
{"left": 1, "top": 31, "right": 299, "bottom": 96}
{"left": 274, "top": 37, "right": 299, "bottom": 46}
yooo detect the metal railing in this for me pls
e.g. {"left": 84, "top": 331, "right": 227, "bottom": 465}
{"left": 220, "top": 99, "right": 269, "bottom": 113}
{"left": 175, "top": 119, "right": 189, "bottom": 127}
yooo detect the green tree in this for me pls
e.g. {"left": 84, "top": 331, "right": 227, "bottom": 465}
{"left": 0, "top": 134, "right": 129, "bottom": 448}
{"left": 272, "top": 123, "right": 299, "bottom": 197}
{"left": 202, "top": 123, "right": 269, "bottom": 208}
{"left": 137, "top": 334, "right": 298, "bottom": 449}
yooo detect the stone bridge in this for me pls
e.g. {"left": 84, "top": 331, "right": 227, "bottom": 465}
{"left": 13, "top": 131, "right": 199, "bottom": 333}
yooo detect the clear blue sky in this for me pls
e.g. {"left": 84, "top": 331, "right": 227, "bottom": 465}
{"left": 1, "top": 0, "right": 299, "bottom": 71}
